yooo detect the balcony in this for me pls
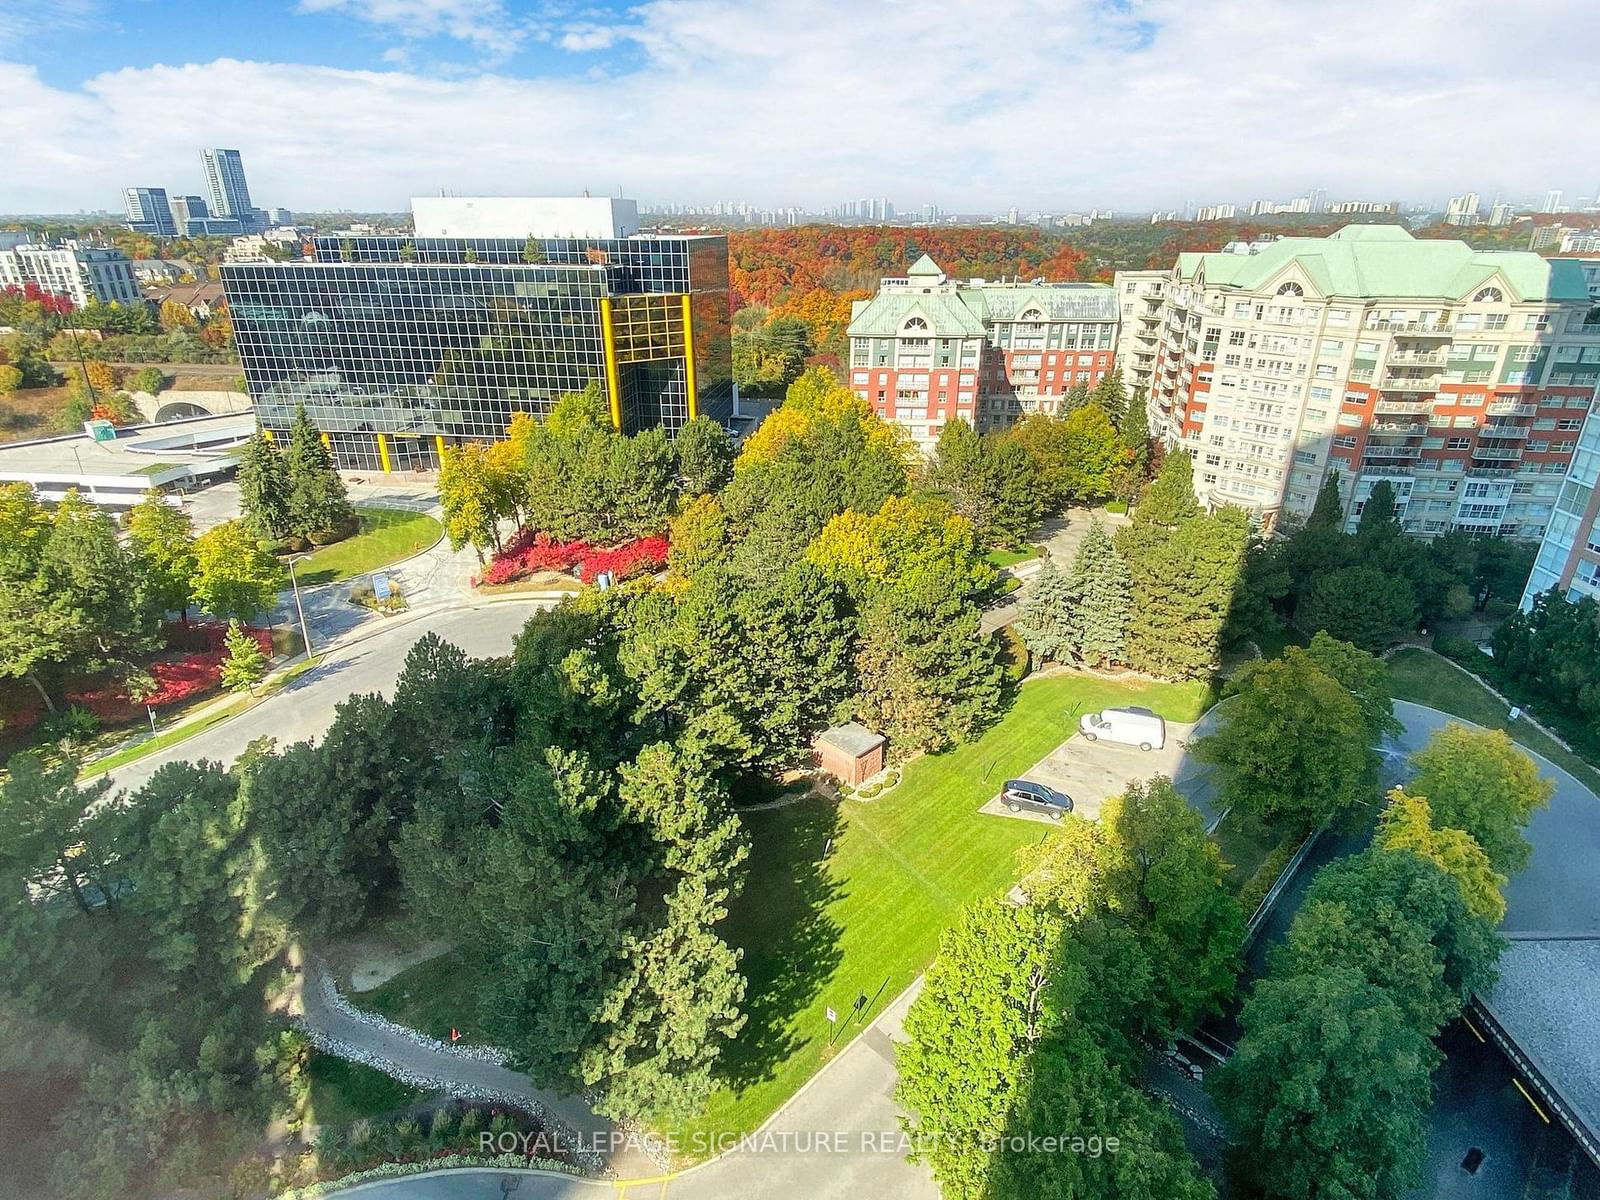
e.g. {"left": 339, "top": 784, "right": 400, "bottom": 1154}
{"left": 1472, "top": 448, "right": 1523, "bottom": 461}
{"left": 1479, "top": 423, "right": 1530, "bottom": 438}
{"left": 1374, "top": 400, "right": 1432, "bottom": 415}
{"left": 1360, "top": 466, "right": 1416, "bottom": 478}
{"left": 1387, "top": 350, "right": 1447, "bottom": 366}
{"left": 1466, "top": 467, "right": 1516, "bottom": 479}
{"left": 1487, "top": 402, "right": 1537, "bottom": 417}
{"left": 1369, "top": 421, "right": 1427, "bottom": 436}
{"left": 1380, "top": 378, "right": 1441, "bottom": 393}
{"left": 1366, "top": 320, "right": 1453, "bottom": 336}
{"left": 1363, "top": 445, "right": 1424, "bottom": 460}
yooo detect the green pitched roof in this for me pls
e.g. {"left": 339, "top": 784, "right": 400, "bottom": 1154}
{"left": 1179, "top": 225, "right": 1588, "bottom": 302}
{"left": 906, "top": 253, "right": 944, "bottom": 277}
{"left": 846, "top": 291, "right": 986, "bottom": 338}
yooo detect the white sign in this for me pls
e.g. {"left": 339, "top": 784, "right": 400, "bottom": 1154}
{"left": 826, "top": 1007, "right": 838, "bottom": 1024}
{"left": 372, "top": 573, "right": 392, "bottom": 600}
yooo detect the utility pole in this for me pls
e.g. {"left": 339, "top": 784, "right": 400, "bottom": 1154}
{"left": 287, "top": 556, "right": 314, "bottom": 658}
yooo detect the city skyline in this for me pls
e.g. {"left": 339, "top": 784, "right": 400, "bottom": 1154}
{"left": 2, "top": 0, "right": 1597, "bottom": 215}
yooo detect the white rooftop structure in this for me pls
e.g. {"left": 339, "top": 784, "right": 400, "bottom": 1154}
{"left": 410, "top": 196, "right": 640, "bottom": 240}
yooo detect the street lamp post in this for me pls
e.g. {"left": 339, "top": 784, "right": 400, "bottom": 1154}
{"left": 286, "top": 555, "right": 314, "bottom": 659}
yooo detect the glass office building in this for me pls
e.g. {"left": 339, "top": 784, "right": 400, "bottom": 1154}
{"left": 223, "top": 233, "right": 733, "bottom": 471}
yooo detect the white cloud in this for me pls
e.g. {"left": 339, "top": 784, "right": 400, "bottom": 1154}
{"left": 0, "top": 0, "right": 97, "bottom": 50}
{"left": 296, "top": 0, "right": 526, "bottom": 58}
{"left": 3, "top": 0, "right": 1597, "bottom": 214}
{"left": 558, "top": 24, "right": 621, "bottom": 52}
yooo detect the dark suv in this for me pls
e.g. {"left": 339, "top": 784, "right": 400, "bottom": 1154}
{"left": 1000, "top": 779, "right": 1074, "bottom": 820}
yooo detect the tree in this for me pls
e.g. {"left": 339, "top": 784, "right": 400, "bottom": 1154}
{"left": 1057, "top": 404, "right": 1122, "bottom": 501}
{"left": 0, "top": 751, "right": 119, "bottom": 918}
{"left": 1089, "top": 368, "right": 1128, "bottom": 429}
{"left": 1302, "top": 630, "right": 1403, "bottom": 743}
{"left": 1296, "top": 563, "right": 1417, "bottom": 650}
{"left": 520, "top": 235, "right": 545, "bottom": 264}
{"left": 854, "top": 567, "right": 1004, "bottom": 757}
{"left": 126, "top": 490, "right": 197, "bottom": 621}
{"left": 1408, "top": 724, "right": 1553, "bottom": 875}
{"left": 126, "top": 366, "right": 166, "bottom": 395}
{"left": 896, "top": 898, "right": 1068, "bottom": 1199}
{"left": 219, "top": 620, "right": 268, "bottom": 694}
{"left": 0, "top": 363, "right": 20, "bottom": 394}
{"left": 1196, "top": 647, "right": 1374, "bottom": 832}
{"left": 675, "top": 416, "right": 734, "bottom": 495}
{"left": 439, "top": 442, "right": 506, "bottom": 561}
{"left": 158, "top": 298, "right": 197, "bottom": 331}
{"left": 284, "top": 404, "right": 353, "bottom": 536}
{"left": 1117, "top": 504, "right": 1248, "bottom": 680}
{"left": 1014, "top": 558, "right": 1076, "bottom": 665}
{"left": 1376, "top": 789, "right": 1506, "bottom": 922}
{"left": 926, "top": 419, "right": 1043, "bottom": 548}
{"left": 1306, "top": 471, "right": 1346, "bottom": 529}
{"left": 1356, "top": 479, "right": 1403, "bottom": 546}
{"left": 38, "top": 490, "right": 157, "bottom": 678}
{"left": 1212, "top": 968, "right": 1438, "bottom": 1200}
{"left": 192, "top": 520, "right": 285, "bottom": 621}
{"left": 0, "top": 483, "right": 72, "bottom": 710}
{"left": 806, "top": 494, "right": 996, "bottom": 602}
{"left": 1100, "top": 776, "right": 1244, "bottom": 1030}
{"left": 235, "top": 432, "right": 292, "bottom": 540}
{"left": 1060, "top": 521, "right": 1130, "bottom": 667}
{"left": 666, "top": 494, "right": 729, "bottom": 583}
{"left": 1116, "top": 386, "right": 1152, "bottom": 494}
{"left": 1132, "top": 448, "right": 1199, "bottom": 526}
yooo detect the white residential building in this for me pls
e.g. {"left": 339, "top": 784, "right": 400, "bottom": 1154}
{"left": 0, "top": 240, "right": 141, "bottom": 307}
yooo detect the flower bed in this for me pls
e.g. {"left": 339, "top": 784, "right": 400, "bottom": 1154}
{"left": 474, "top": 531, "right": 668, "bottom": 588}
{"left": 0, "top": 622, "right": 273, "bottom": 742}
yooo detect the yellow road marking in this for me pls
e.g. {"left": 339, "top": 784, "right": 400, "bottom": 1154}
{"left": 1513, "top": 1078, "right": 1550, "bottom": 1124}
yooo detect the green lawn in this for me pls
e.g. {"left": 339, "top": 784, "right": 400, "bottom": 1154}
{"left": 293, "top": 507, "right": 443, "bottom": 587}
{"left": 985, "top": 544, "right": 1042, "bottom": 570}
{"left": 306, "top": 1052, "right": 430, "bottom": 1127}
{"left": 1388, "top": 647, "right": 1600, "bottom": 796}
{"left": 359, "top": 950, "right": 490, "bottom": 1046}
{"left": 672, "top": 669, "right": 1213, "bottom": 1149}
{"left": 356, "top": 668, "right": 1212, "bottom": 1156}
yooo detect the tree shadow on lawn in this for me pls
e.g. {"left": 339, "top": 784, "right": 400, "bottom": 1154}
{"left": 715, "top": 797, "right": 844, "bottom": 1092}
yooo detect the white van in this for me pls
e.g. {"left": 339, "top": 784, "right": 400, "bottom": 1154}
{"left": 1079, "top": 707, "right": 1166, "bottom": 751}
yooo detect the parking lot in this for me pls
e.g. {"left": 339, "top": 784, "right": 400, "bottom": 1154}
{"left": 979, "top": 719, "right": 1200, "bottom": 825}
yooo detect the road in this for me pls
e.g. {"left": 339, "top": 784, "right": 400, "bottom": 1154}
{"left": 103, "top": 602, "right": 545, "bottom": 797}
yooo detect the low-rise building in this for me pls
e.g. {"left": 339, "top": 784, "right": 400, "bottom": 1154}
{"left": 0, "top": 239, "right": 141, "bottom": 307}
{"left": 1116, "top": 225, "right": 1600, "bottom": 538}
{"left": 845, "top": 255, "right": 1119, "bottom": 450}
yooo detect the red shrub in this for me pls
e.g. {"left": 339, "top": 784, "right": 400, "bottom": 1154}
{"left": 578, "top": 536, "right": 669, "bottom": 583}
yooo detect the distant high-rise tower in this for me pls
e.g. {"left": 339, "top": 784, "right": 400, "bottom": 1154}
{"left": 1541, "top": 189, "right": 1564, "bottom": 214}
{"left": 202, "top": 148, "right": 254, "bottom": 220}
{"left": 124, "top": 186, "right": 177, "bottom": 237}
{"left": 1311, "top": 187, "right": 1329, "bottom": 213}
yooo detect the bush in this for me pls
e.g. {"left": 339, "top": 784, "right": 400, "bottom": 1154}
{"left": 1432, "top": 634, "right": 1496, "bottom": 679}
{"left": 882, "top": 770, "right": 901, "bottom": 788}
{"left": 1236, "top": 833, "right": 1306, "bottom": 921}
{"left": 476, "top": 531, "right": 668, "bottom": 588}
{"left": 1104, "top": 499, "right": 1129, "bottom": 514}
{"left": 126, "top": 366, "right": 167, "bottom": 395}
{"left": 39, "top": 705, "right": 100, "bottom": 743}
{"left": 998, "top": 625, "right": 1031, "bottom": 683}
{"left": 858, "top": 783, "right": 883, "bottom": 798}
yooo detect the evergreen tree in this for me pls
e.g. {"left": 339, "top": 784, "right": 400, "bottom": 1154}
{"left": 219, "top": 620, "right": 269, "bottom": 694}
{"left": 1307, "top": 471, "right": 1345, "bottom": 530}
{"left": 1117, "top": 504, "right": 1248, "bottom": 680}
{"left": 1060, "top": 381, "right": 1090, "bottom": 415}
{"left": 1089, "top": 368, "right": 1129, "bottom": 429}
{"left": 520, "top": 235, "right": 545, "bottom": 264}
{"left": 284, "top": 404, "right": 353, "bottom": 536}
{"left": 1014, "top": 558, "right": 1075, "bottom": 665}
{"left": 1132, "top": 448, "right": 1200, "bottom": 526}
{"left": 1118, "top": 386, "right": 1152, "bottom": 482}
{"left": 926, "top": 420, "right": 1042, "bottom": 548}
{"left": 1060, "top": 521, "right": 1130, "bottom": 667}
{"left": 235, "top": 431, "right": 292, "bottom": 540}
{"left": 1296, "top": 564, "right": 1417, "bottom": 650}
{"left": 674, "top": 415, "right": 735, "bottom": 495}
{"left": 1356, "top": 479, "right": 1403, "bottom": 545}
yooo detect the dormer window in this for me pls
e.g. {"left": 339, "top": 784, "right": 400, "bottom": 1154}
{"left": 1473, "top": 286, "right": 1504, "bottom": 303}
{"left": 903, "top": 316, "right": 929, "bottom": 332}
{"left": 1276, "top": 282, "right": 1304, "bottom": 297}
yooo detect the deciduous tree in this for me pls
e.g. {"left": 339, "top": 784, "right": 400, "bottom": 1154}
{"left": 126, "top": 490, "right": 197, "bottom": 621}
{"left": 1376, "top": 789, "right": 1506, "bottom": 922}
{"left": 192, "top": 520, "right": 284, "bottom": 621}
{"left": 1408, "top": 724, "right": 1553, "bottom": 875}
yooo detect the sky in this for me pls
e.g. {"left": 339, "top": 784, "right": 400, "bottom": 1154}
{"left": 3, "top": 0, "right": 1598, "bottom": 216}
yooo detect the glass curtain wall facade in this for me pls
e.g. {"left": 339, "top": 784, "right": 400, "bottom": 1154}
{"left": 224, "top": 234, "right": 732, "bottom": 470}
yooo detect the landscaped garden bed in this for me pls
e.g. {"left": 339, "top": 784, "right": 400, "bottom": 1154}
{"left": 472, "top": 530, "right": 669, "bottom": 588}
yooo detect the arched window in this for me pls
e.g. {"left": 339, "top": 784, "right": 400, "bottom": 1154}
{"left": 1276, "top": 282, "right": 1304, "bottom": 297}
{"left": 1020, "top": 307, "right": 1044, "bottom": 321}
{"left": 1473, "top": 286, "right": 1504, "bottom": 303}
{"left": 902, "top": 316, "right": 929, "bottom": 332}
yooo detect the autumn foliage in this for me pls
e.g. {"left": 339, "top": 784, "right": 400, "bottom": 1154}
{"left": 475, "top": 531, "right": 669, "bottom": 588}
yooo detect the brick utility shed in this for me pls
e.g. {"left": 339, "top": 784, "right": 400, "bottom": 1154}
{"left": 814, "top": 722, "right": 886, "bottom": 786}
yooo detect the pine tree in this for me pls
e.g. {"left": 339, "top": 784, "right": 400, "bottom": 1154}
{"left": 219, "top": 619, "right": 269, "bottom": 694}
{"left": 1132, "top": 448, "right": 1199, "bottom": 527}
{"left": 1062, "top": 522, "right": 1131, "bottom": 667}
{"left": 285, "top": 404, "right": 354, "bottom": 537}
{"left": 1307, "top": 471, "right": 1345, "bottom": 530}
{"left": 521, "top": 235, "right": 545, "bottom": 264}
{"left": 236, "top": 432, "right": 292, "bottom": 540}
{"left": 1014, "top": 558, "right": 1075, "bottom": 664}
{"left": 1090, "top": 368, "right": 1129, "bottom": 430}
{"left": 1060, "top": 381, "right": 1090, "bottom": 415}
{"left": 1119, "top": 387, "right": 1152, "bottom": 481}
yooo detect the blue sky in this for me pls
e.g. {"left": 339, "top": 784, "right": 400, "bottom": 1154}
{"left": 3, "top": 0, "right": 1597, "bottom": 215}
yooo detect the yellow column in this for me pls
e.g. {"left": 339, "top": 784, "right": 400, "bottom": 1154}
{"left": 376, "top": 432, "right": 392, "bottom": 473}
{"left": 262, "top": 428, "right": 274, "bottom": 443}
{"left": 435, "top": 434, "right": 446, "bottom": 463}
{"left": 320, "top": 432, "right": 331, "bottom": 448}
{"left": 680, "top": 293, "right": 698, "bottom": 420}
{"left": 600, "top": 296, "right": 623, "bottom": 431}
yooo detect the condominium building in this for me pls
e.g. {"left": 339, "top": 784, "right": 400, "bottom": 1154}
{"left": 222, "top": 196, "right": 733, "bottom": 472}
{"left": 0, "top": 239, "right": 141, "bottom": 307}
{"left": 845, "top": 255, "right": 1118, "bottom": 450}
{"left": 1521, "top": 401, "right": 1600, "bottom": 604}
{"left": 202, "top": 148, "right": 254, "bottom": 221}
{"left": 125, "top": 187, "right": 177, "bottom": 237}
{"left": 1115, "top": 225, "right": 1600, "bottom": 538}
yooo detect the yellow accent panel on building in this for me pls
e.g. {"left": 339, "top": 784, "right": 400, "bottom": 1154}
{"left": 262, "top": 429, "right": 274, "bottom": 442}
{"left": 600, "top": 296, "right": 623, "bottom": 430}
{"left": 436, "top": 435, "right": 447, "bottom": 462}
{"left": 377, "top": 432, "right": 392, "bottom": 473}
{"left": 320, "top": 432, "right": 331, "bottom": 448}
{"left": 681, "top": 293, "right": 698, "bottom": 420}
